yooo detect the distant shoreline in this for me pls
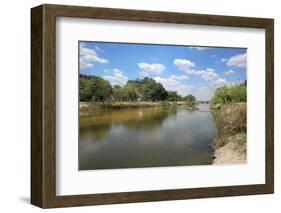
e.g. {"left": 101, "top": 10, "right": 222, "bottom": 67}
{"left": 80, "top": 101, "right": 199, "bottom": 112}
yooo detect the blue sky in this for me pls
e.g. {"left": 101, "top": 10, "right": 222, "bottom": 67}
{"left": 79, "top": 41, "right": 247, "bottom": 101}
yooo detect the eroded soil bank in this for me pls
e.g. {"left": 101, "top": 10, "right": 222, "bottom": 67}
{"left": 211, "top": 103, "right": 247, "bottom": 165}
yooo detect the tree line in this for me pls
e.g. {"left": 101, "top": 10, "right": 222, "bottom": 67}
{"left": 211, "top": 80, "right": 247, "bottom": 105}
{"left": 80, "top": 74, "right": 196, "bottom": 104}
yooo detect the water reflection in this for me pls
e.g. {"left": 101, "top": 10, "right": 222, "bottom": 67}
{"left": 79, "top": 104, "right": 217, "bottom": 170}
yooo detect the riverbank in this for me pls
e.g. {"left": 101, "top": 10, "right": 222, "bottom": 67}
{"left": 80, "top": 101, "right": 198, "bottom": 113}
{"left": 211, "top": 103, "right": 247, "bottom": 164}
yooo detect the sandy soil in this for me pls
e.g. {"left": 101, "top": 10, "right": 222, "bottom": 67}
{"left": 213, "top": 134, "right": 246, "bottom": 165}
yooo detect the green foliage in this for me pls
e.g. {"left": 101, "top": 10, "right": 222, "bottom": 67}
{"left": 127, "top": 77, "right": 168, "bottom": 101}
{"left": 79, "top": 74, "right": 112, "bottom": 102}
{"left": 183, "top": 94, "right": 197, "bottom": 105}
{"left": 211, "top": 81, "right": 247, "bottom": 105}
{"left": 122, "top": 83, "right": 138, "bottom": 101}
{"left": 80, "top": 75, "right": 197, "bottom": 104}
{"left": 112, "top": 83, "right": 138, "bottom": 102}
{"left": 112, "top": 85, "right": 123, "bottom": 101}
{"left": 210, "top": 81, "right": 247, "bottom": 149}
{"left": 167, "top": 91, "right": 181, "bottom": 101}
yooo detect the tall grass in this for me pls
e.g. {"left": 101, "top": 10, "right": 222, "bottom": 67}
{"left": 211, "top": 82, "right": 247, "bottom": 148}
{"left": 212, "top": 103, "right": 247, "bottom": 148}
{"left": 212, "top": 104, "right": 246, "bottom": 135}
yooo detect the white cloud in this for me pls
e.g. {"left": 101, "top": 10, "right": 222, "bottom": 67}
{"left": 154, "top": 76, "right": 173, "bottom": 86}
{"left": 138, "top": 62, "right": 166, "bottom": 76}
{"left": 192, "top": 87, "right": 213, "bottom": 101}
{"left": 189, "top": 47, "right": 208, "bottom": 50}
{"left": 173, "top": 59, "right": 195, "bottom": 74}
{"left": 224, "top": 69, "right": 235, "bottom": 75}
{"left": 226, "top": 79, "right": 245, "bottom": 87}
{"left": 154, "top": 76, "right": 180, "bottom": 87}
{"left": 154, "top": 76, "right": 192, "bottom": 96}
{"left": 94, "top": 46, "right": 103, "bottom": 52}
{"left": 80, "top": 58, "right": 93, "bottom": 70}
{"left": 190, "top": 79, "right": 244, "bottom": 101}
{"left": 154, "top": 74, "right": 220, "bottom": 101}
{"left": 212, "top": 78, "right": 244, "bottom": 88}
{"left": 79, "top": 44, "right": 109, "bottom": 70}
{"left": 174, "top": 59, "right": 219, "bottom": 81}
{"left": 154, "top": 75, "right": 188, "bottom": 86}
{"left": 154, "top": 75, "right": 214, "bottom": 100}
{"left": 103, "top": 68, "right": 128, "bottom": 86}
{"left": 195, "top": 68, "right": 218, "bottom": 81}
{"left": 176, "top": 85, "right": 194, "bottom": 96}
{"left": 170, "top": 75, "right": 189, "bottom": 80}
{"left": 225, "top": 53, "right": 247, "bottom": 67}
{"left": 213, "top": 78, "right": 227, "bottom": 86}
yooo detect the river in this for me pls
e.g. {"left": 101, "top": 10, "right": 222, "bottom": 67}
{"left": 79, "top": 104, "right": 217, "bottom": 170}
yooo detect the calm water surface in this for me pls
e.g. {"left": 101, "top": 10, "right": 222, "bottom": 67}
{"left": 79, "top": 104, "right": 217, "bottom": 170}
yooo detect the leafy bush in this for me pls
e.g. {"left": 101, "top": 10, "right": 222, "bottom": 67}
{"left": 211, "top": 81, "right": 246, "bottom": 105}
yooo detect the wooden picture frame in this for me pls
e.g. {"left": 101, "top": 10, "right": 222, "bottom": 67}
{"left": 31, "top": 4, "right": 274, "bottom": 208}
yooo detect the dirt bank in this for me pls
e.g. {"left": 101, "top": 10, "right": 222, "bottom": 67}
{"left": 211, "top": 103, "right": 247, "bottom": 165}
{"left": 213, "top": 133, "right": 246, "bottom": 164}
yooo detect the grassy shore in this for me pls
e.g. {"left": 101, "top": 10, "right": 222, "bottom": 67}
{"left": 80, "top": 101, "right": 198, "bottom": 113}
{"left": 211, "top": 103, "right": 247, "bottom": 164}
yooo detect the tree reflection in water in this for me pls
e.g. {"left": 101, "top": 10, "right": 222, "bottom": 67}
{"left": 79, "top": 104, "right": 217, "bottom": 170}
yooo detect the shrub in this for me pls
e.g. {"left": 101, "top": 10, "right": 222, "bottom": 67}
{"left": 211, "top": 82, "right": 246, "bottom": 105}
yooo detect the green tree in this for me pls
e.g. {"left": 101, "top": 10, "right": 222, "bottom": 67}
{"left": 79, "top": 74, "right": 112, "bottom": 102}
{"left": 122, "top": 83, "right": 137, "bottom": 101}
{"left": 184, "top": 94, "right": 197, "bottom": 105}
{"left": 80, "top": 76, "right": 94, "bottom": 102}
{"left": 112, "top": 85, "right": 123, "bottom": 101}
{"left": 128, "top": 77, "right": 168, "bottom": 101}
{"left": 167, "top": 91, "right": 181, "bottom": 101}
